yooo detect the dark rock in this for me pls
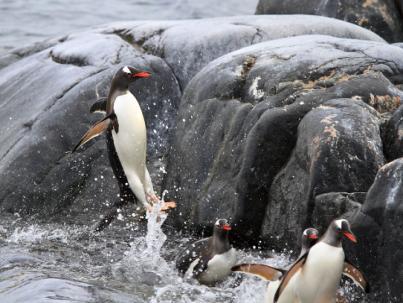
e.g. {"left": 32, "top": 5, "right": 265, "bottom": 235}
{"left": 349, "top": 159, "right": 403, "bottom": 302}
{"left": 255, "top": 0, "right": 403, "bottom": 43}
{"left": 0, "top": 16, "right": 385, "bottom": 223}
{"left": 262, "top": 98, "right": 384, "bottom": 247}
{"left": 311, "top": 192, "right": 364, "bottom": 229}
{"left": 382, "top": 104, "right": 403, "bottom": 161}
{"left": 0, "top": 32, "right": 180, "bottom": 221}
{"left": 163, "top": 35, "right": 403, "bottom": 242}
{"left": 98, "top": 15, "right": 384, "bottom": 88}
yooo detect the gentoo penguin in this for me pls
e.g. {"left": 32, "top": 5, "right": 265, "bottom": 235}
{"left": 232, "top": 228, "right": 320, "bottom": 303}
{"left": 175, "top": 219, "right": 237, "bottom": 285}
{"left": 72, "top": 66, "right": 175, "bottom": 230}
{"left": 274, "top": 219, "right": 369, "bottom": 303}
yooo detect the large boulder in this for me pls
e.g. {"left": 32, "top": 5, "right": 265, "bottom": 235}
{"left": 262, "top": 98, "right": 384, "bottom": 248}
{"left": 348, "top": 159, "right": 403, "bottom": 302}
{"left": 163, "top": 35, "right": 403, "bottom": 242}
{"left": 0, "top": 15, "right": 385, "bottom": 222}
{"left": 97, "top": 15, "right": 384, "bottom": 88}
{"left": 256, "top": 0, "right": 403, "bottom": 43}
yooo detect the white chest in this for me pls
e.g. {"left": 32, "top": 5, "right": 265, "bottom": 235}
{"left": 198, "top": 248, "right": 237, "bottom": 284}
{"left": 112, "top": 92, "right": 147, "bottom": 180}
{"left": 296, "top": 242, "right": 344, "bottom": 303}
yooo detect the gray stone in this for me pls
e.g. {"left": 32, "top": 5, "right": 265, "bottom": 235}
{"left": 163, "top": 35, "right": 403, "bottom": 241}
{"left": 0, "top": 16, "right": 386, "bottom": 224}
{"left": 255, "top": 0, "right": 403, "bottom": 43}
{"left": 349, "top": 159, "right": 403, "bottom": 302}
{"left": 262, "top": 98, "right": 384, "bottom": 247}
{"left": 97, "top": 15, "right": 384, "bottom": 88}
{"left": 0, "top": 32, "right": 180, "bottom": 221}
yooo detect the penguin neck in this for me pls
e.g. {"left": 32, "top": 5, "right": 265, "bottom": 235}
{"left": 321, "top": 229, "right": 342, "bottom": 247}
{"left": 111, "top": 75, "right": 130, "bottom": 92}
{"left": 299, "top": 241, "right": 310, "bottom": 257}
{"left": 210, "top": 229, "right": 230, "bottom": 254}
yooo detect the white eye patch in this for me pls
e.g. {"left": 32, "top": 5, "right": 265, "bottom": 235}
{"left": 122, "top": 66, "right": 131, "bottom": 74}
{"left": 335, "top": 219, "right": 347, "bottom": 229}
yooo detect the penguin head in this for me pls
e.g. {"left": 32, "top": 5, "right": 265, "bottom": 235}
{"left": 213, "top": 219, "right": 232, "bottom": 237}
{"left": 302, "top": 227, "right": 319, "bottom": 248}
{"left": 113, "top": 65, "right": 151, "bottom": 89}
{"left": 332, "top": 219, "right": 357, "bottom": 243}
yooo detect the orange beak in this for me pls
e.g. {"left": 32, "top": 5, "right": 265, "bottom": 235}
{"left": 134, "top": 71, "right": 151, "bottom": 78}
{"left": 223, "top": 224, "right": 232, "bottom": 231}
{"left": 343, "top": 232, "right": 357, "bottom": 243}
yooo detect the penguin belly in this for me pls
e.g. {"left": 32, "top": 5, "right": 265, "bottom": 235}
{"left": 274, "top": 272, "right": 301, "bottom": 303}
{"left": 296, "top": 243, "right": 344, "bottom": 303}
{"left": 198, "top": 248, "right": 237, "bottom": 285}
{"left": 112, "top": 93, "right": 148, "bottom": 206}
{"left": 265, "top": 280, "right": 280, "bottom": 303}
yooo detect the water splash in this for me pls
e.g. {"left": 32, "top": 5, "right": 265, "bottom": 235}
{"left": 143, "top": 194, "right": 169, "bottom": 266}
{"left": 7, "top": 224, "right": 70, "bottom": 244}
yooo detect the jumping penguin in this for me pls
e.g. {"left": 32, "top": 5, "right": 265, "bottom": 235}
{"left": 175, "top": 219, "right": 237, "bottom": 285}
{"left": 72, "top": 66, "right": 175, "bottom": 230}
{"left": 274, "top": 219, "right": 369, "bottom": 303}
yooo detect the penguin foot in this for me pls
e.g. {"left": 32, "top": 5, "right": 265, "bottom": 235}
{"left": 146, "top": 194, "right": 176, "bottom": 212}
{"left": 160, "top": 201, "right": 176, "bottom": 211}
{"left": 145, "top": 200, "right": 176, "bottom": 214}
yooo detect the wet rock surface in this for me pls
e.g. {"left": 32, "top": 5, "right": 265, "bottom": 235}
{"left": 348, "top": 159, "right": 403, "bottom": 302}
{"left": 0, "top": 14, "right": 402, "bottom": 302}
{"left": 164, "top": 35, "right": 403, "bottom": 239}
{"left": 0, "top": 15, "right": 383, "bottom": 222}
{"left": 256, "top": 0, "right": 403, "bottom": 43}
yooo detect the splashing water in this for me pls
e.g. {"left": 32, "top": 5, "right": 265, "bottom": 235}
{"left": 0, "top": 211, "right": 369, "bottom": 303}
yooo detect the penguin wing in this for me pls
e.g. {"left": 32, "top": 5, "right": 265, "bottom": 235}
{"left": 192, "top": 252, "right": 212, "bottom": 277}
{"left": 90, "top": 97, "right": 107, "bottom": 114}
{"left": 274, "top": 252, "right": 308, "bottom": 303}
{"left": 72, "top": 113, "right": 115, "bottom": 152}
{"left": 231, "top": 263, "right": 284, "bottom": 281}
{"left": 343, "top": 260, "right": 370, "bottom": 293}
{"left": 175, "top": 238, "right": 209, "bottom": 275}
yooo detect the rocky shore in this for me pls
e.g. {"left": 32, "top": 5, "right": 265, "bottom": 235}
{"left": 0, "top": 10, "right": 402, "bottom": 302}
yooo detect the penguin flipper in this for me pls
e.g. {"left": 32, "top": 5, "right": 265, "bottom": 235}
{"left": 274, "top": 252, "right": 308, "bottom": 303}
{"left": 90, "top": 97, "right": 107, "bottom": 114}
{"left": 175, "top": 239, "right": 208, "bottom": 275}
{"left": 231, "top": 263, "right": 284, "bottom": 281}
{"left": 72, "top": 114, "right": 114, "bottom": 152}
{"left": 343, "top": 260, "right": 370, "bottom": 293}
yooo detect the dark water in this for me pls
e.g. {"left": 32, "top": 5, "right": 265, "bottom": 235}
{"left": 0, "top": 0, "right": 257, "bottom": 51}
{"left": 0, "top": 210, "right": 279, "bottom": 303}
{"left": 0, "top": 207, "right": 366, "bottom": 303}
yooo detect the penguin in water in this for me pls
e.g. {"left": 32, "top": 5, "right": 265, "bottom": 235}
{"left": 72, "top": 66, "right": 175, "bottom": 230}
{"left": 232, "top": 225, "right": 368, "bottom": 303}
{"left": 175, "top": 219, "right": 237, "bottom": 285}
{"left": 232, "top": 228, "right": 320, "bottom": 303}
{"left": 274, "top": 219, "right": 370, "bottom": 303}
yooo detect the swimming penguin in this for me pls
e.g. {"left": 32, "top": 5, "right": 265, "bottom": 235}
{"left": 175, "top": 219, "right": 237, "bottom": 285}
{"left": 72, "top": 66, "right": 175, "bottom": 230}
{"left": 232, "top": 228, "right": 320, "bottom": 303}
{"left": 274, "top": 219, "right": 369, "bottom": 303}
